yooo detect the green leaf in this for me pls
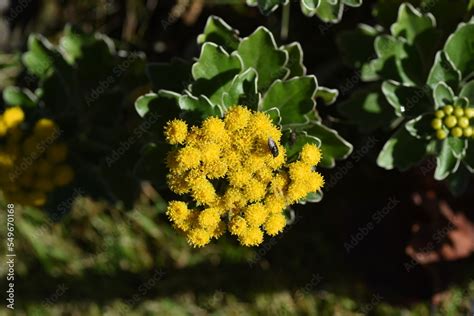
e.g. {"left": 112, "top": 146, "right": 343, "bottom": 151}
{"left": 405, "top": 113, "right": 434, "bottom": 140}
{"left": 316, "top": 86, "right": 338, "bottom": 105}
{"left": 435, "top": 140, "right": 461, "bottom": 180}
{"left": 179, "top": 93, "right": 222, "bottom": 118}
{"left": 146, "top": 59, "right": 192, "bottom": 92}
{"left": 197, "top": 16, "right": 240, "bottom": 52}
{"left": 339, "top": 85, "right": 397, "bottom": 132}
{"left": 377, "top": 127, "right": 429, "bottom": 171}
{"left": 447, "top": 137, "right": 467, "bottom": 159}
{"left": 22, "top": 34, "right": 55, "bottom": 77}
{"left": 381, "top": 80, "right": 433, "bottom": 117}
{"left": 426, "top": 51, "right": 461, "bottom": 90}
{"left": 134, "top": 91, "right": 180, "bottom": 122}
{"left": 433, "top": 82, "right": 455, "bottom": 108}
{"left": 264, "top": 107, "right": 282, "bottom": 125}
{"left": 301, "top": 0, "right": 320, "bottom": 11}
{"left": 464, "top": 140, "right": 474, "bottom": 172}
{"left": 390, "top": 3, "right": 435, "bottom": 44}
{"left": 222, "top": 68, "right": 259, "bottom": 110}
{"left": 342, "top": 0, "right": 362, "bottom": 6}
{"left": 336, "top": 24, "right": 381, "bottom": 68}
{"left": 305, "top": 122, "right": 353, "bottom": 168}
{"left": 281, "top": 42, "right": 306, "bottom": 78}
{"left": 315, "top": 0, "right": 343, "bottom": 23}
{"left": 283, "top": 129, "right": 321, "bottom": 159}
{"left": 446, "top": 165, "right": 470, "bottom": 197}
{"left": 238, "top": 27, "right": 288, "bottom": 91}
{"left": 444, "top": 21, "right": 474, "bottom": 78}
{"left": 254, "top": 0, "right": 287, "bottom": 15}
{"left": 260, "top": 76, "right": 317, "bottom": 126}
{"left": 3, "top": 87, "right": 37, "bottom": 107}
{"left": 191, "top": 43, "right": 242, "bottom": 104}
{"left": 460, "top": 80, "right": 474, "bottom": 105}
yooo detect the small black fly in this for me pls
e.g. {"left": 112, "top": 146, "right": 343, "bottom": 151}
{"left": 268, "top": 137, "right": 279, "bottom": 157}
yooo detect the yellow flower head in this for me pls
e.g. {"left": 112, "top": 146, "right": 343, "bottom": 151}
{"left": 164, "top": 119, "right": 188, "bottom": 144}
{"left": 229, "top": 215, "right": 248, "bottom": 236}
{"left": 264, "top": 213, "right": 286, "bottom": 236}
{"left": 34, "top": 118, "right": 58, "bottom": 140}
{"left": 0, "top": 115, "right": 73, "bottom": 208}
{"left": 164, "top": 106, "right": 324, "bottom": 247}
{"left": 3, "top": 107, "right": 25, "bottom": 128}
{"left": 198, "top": 207, "right": 221, "bottom": 230}
{"left": 300, "top": 144, "right": 322, "bottom": 166}
{"left": 239, "top": 226, "right": 263, "bottom": 246}
{"left": 186, "top": 228, "right": 211, "bottom": 247}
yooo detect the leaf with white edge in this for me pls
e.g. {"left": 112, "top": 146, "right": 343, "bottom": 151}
{"left": 427, "top": 51, "right": 461, "bottom": 90}
{"left": 191, "top": 43, "right": 242, "bottom": 104}
{"left": 197, "top": 16, "right": 240, "bottom": 52}
{"left": 260, "top": 76, "right": 317, "bottom": 126}
{"left": 464, "top": 140, "right": 474, "bottom": 172}
{"left": 448, "top": 137, "right": 467, "bottom": 159}
{"left": 460, "top": 80, "right": 474, "bottom": 105}
{"left": 446, "top": 166, "right": 470, "bottom": 197}
{"left": 134, "top": 90, "right": 180, "bottom": 119}
{"left": 339, "top": 85, "right": 397, "bottom": 132}
{"left": 179, "top": 93, "right": 222, "bottom": 118}
{"left": 336, "top": 24, "right": 381, "bottom": 69}
{"left": 315, "top": 0, "right": 343, "bottom": 23}
{"left": 222, "top": 68, "right": 259, "bottom": 111}
{"left": 258, "top": 0, "right": 288, "bottom": 15}
{"left": 298, "top": 190, "right": 323, "bottom": 204}
{"left": 22, "top": 35, "right": 55, "bottom": 77}
{"left": 146, "top": 59, "right": 191, "bottom": 92}
{"left": 284, "top": 129, "right": 321, "bottom": 159}
{"left": 382, "top": 80, "right": 433, "bottom": 117}
{"left": 435, "top": 140, "right": 461, "bottom": 180}
{"left": 405, "top": 114, "right": 435, "bottom": 140}
{"left": 390, "top": 3, "right": 435, "bottom": 44}
{"left": 3, "top": 87, "right": 37, "bottom": 107}
{"left": 342, "top": 0, "right": 362, "bottom": 7}
{"left": 306, "top": 122, "right": 352, "bottom": 168}
{"left": 301, "top": 0, "right": 320, "bottom": 11}
{"left": 377, "top": 127, "right": 429, "bottom": 171}
{"left": 433, "top": 82, "right": 455, "bottom": 108}
{"left": 316, "top": 86, "right": 338, "bottom": 105}
{"left": 454, "top": 96, "right": 470, "bottom": 108}
{"left": 238, "top": 27, "right": 288, "bottom": 91}
{"left": 444, "top": 22, "right": 474, "bottom": 78}
{"left": 282, "top": 42, "right": 306, "bottom": 77}
{"left": 264, "top": 107, "right": 282, "bottom": 125}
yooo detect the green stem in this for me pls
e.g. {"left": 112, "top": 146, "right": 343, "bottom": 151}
{"left": 281, "top": 2, "right": 290, "bottom": 41}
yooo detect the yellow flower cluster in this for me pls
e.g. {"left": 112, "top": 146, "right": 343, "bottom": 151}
{"left": 0, "top": 107, "right": 74, "bottom": 207}
{"left": 432, "top": 105, "right": 474, "bottom": 140}
{"left": 164, "top": 106, "right": 324, "bottom": 247}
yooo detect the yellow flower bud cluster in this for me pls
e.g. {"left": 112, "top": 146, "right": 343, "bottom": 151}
{"left": 164, "top": 106, "right": 325, "bottom": 247}
{"left": 0, "top": 107, "right": 74, "bottom": 207}
{"left": 432, "top": 105, "right": 474, "bottom": 140}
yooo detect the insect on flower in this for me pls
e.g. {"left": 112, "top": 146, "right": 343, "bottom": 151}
{"left": 267, "top": 137, "right": 279, "bottom": 157}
